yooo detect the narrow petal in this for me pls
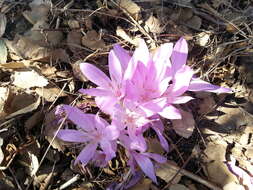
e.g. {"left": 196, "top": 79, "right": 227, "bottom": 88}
{"left": 100, "top": 140, "right": 116, "bottom": 161}
{"left": 124, "top": 39, "right": 149, "bottom": 80}
{"left": 159, "top": 105, "right": 182, "bottom": 119}
{"left": 133, "top": 152, "right": 157, "bottom": 184}
{"left": 80, "top": 63, "right": 111, "bottom": 88}
{"left": 152, "top": 126, "right": 169, "bottom": 152}
{"left": 167, "top": 65, "right": 194, "bottom": 97}
{"left": 113, "top": 44, "right": 131, "bottom": 71}
{"left": 188, "top": 78, "right": 232, "bottom": 93}
{"left": 109, "top": 50, "right": 123, "bottom": 82}
{"left": 62, "top": 105, "right": 95, "bottom": 131}
{"left": 57, "top": 129, "right": 89, "bottom": 142}
{"left": 171, "top": 37, "right": 188, "bottom": 73}
{"left": 75, "top": 143, "right": 97, "bottom": 165}
{"left": 79, "top": 88, "right": 113, "bottom": 97}
{"left": 168, "top": 96, "right": 194, "bottom": 104}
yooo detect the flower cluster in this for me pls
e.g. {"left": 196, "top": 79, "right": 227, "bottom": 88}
{"left": 57, "top": 38, "right": 231, "bottom": 183}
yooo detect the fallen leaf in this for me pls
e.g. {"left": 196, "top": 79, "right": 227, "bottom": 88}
{"left": 0, "top": 39, "right": 7, "bottom": 64}
{"left": 28, "top": 152, "right": 39, "bottom": 176}
{"left": 0, "top": 137, "right": 4, "bottom": 165}
{"left": 195, "top": 32, "right": 211, "bottom": 47}
{"left": 115, "top": 0, "right": 141, "bottom": 19}
{"left": 0, "top": 13, "right": 6, "bottom": 37}
{"left": 186, "top": 15, "right": 202, "bottom": 30}
{"left": 72, "top": 60, "right": 89, "bottom": 82}
{"left": 144, "top": 15, "right": 163, "bottom": 33}
{"left": 81, "top": 30, "right": 106, "bottom": 50}
{"left": 25, "top": 110, "right": 44, "bottom": 130}
{"left": 35, "top": 86, "right": 67, "bottom": 102}
{"left": 172, "top": 110, "right": 195, "bottom": 138}
{"left": 22, "top": 3, "right": 50, "bottom": 25}
{"left": 0, "top": 87, "right": 9, "bottom": 118}
{"left": 68, "top": 19, "right": 80, "bottom": 29}
{"left": 12, "top": 70, "right": 48, "bottom": 89}
{"left": 67, "top": 31, "right": 82, "bottom": 53}
{"left": 156, "top": 161, "right": 182, "bottom": 184}
{"left": 116, "top": 26, "right": 140, "bottom": 46}
{"left": 6, "top": 96, "right": 41, "bottom": 119}
{"left": 0, "top": 62, "right": 26, "bottom": 69}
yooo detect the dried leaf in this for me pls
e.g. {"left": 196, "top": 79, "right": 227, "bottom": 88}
{"left": 81, "top": 30, "right": 106, "bottom": 50}
{"left": 144, "top": 15, "right": 163, "bottom": 34}
{"left": 0, "top": 87, "right": 9, "bottom": 118}
{"left": 28, "top": 152, "right": 39, "bottom": 176}
{"left": 0, "top": 13, "right": 7, "bottom": 37}
{"left": 172, "top": 110, "right": 195, "bottom": 138}
{"left": 156, "top": 161, "right": 182, "bottom": 184}
{"left": 116, "top": 0, "right": 141, "bottom": 19}
{"left": 0, "top": 62, "right": 26, "bottom": 69}
{"left": 22, "top": 3, "right": 50, "bottom": 25}
{"left": 35, "top": 87, "right": 67, "bottom": 102}
{"left": 0, "top": 138, "right": 4, "bottom": 165}
{"left": 6, "top": 97, "right": 41, "bottom": 119}
{"left": 67, "top": 31, "right": 82, "bottom": 53}
{"left": 12, "top": 70, "right": 48, "bottom": 89}
{"left": 72, "top": 60, "right": 89, "bottom": 82}
{"left": 116, "top": 26, "right": 140, "bottom": 46}
{"left": 196, "top": 32, "right": 211, "bottom": 47}
{"left": 25, "top": 110, "right": 44, "bottom": 130}
{"left": 186, "top": 15, "right": 202, "bottom": 30}
{"left": 0, "top": 39, "right": 7, "bottom": 64}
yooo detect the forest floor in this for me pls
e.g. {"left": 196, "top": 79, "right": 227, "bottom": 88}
{"left": 1, "top": 0, "right": 253, "bottom": 190}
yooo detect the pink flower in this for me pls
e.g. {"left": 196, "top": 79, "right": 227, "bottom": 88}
{"left": 57, "top": 105, "right": 119, "bottom": 165}
{"left": 120, "top": 134, "right": 166, "bottom": 184}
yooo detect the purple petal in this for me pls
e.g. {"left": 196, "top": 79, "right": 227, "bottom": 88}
{"left": 100, "top": 140, "right": 116, "bottom": 161}
{"left": 171, "top": 37, "right": 188, "bottom": 73}
{"left": 109, "top": 50, "right": 123, "bottom": 82}
{"left": 79, "top": 88, "right": 113, "bottom": 97}
{"left": 95, "top": 96, "right": 118, "bottom": 115}
{"left": 103, "top": 125, "right": 120, "bottom": 140}
{"left": 133, "top": 152, "right": 157, "bottom": 183}
{"left": 188, "top": 78, "right": 232, "bottom": 93}
{"left": 159, "top": 105, "right": 182, "bottom": 119}
{"left": 168, "top": 96, "right": 194, "bottom": 104}
{"left": 226, "top": 158, "right": 253, "bottom": 189}
{"left": 57, "top": 129, "right": 89, "bottom": 142}
{"left": 142, "top": 152, "right": 167, "bottom": 163}
{"left": 62, "top": 105, "right": 95, "bottom": 131}
{"left": 151, "top": 126, "right": 169, "bottom": 152}
{"left": 153, "top": 43, "right": 173, "bottom": 80}
{"left": 167, "top": 65, "right": 194, "bottom": 97}
{"left": 80, "top": 63, "right": 111, "bottom": 88}
{"left": 113, "top": 44, "right": 131, "bottom": 71}
{"left": 75, "top": 142, "right": 97, "bottom": 165}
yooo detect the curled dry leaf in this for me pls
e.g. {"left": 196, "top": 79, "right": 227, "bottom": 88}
{"left": 144, "top": 15, "right": 163, "bottom": 34}
{"left": 0, "top": 13, "right": 6, "bottom": 37}
{"left": 172, "top": 110, "right": 195, "bottom": 138}
{"left": 115, "top": 0, "right": 141, "bottom": 19}
{"left": 35, "top": 86, "right": 67, "bottom": 102}
{"left": 72, "top": 60, "right": 89, "bottom": 82}
{"left": 81, "top": 30, "right": 106, "bottom": 50}
{"left": 116, "top": 26, "right": 140, "bottom": 46}
{"left": 0, "top": 39, "right": 7, "bottom": 64}
{"left": 12, "top": 70, "right": 48, "bottom": 89}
